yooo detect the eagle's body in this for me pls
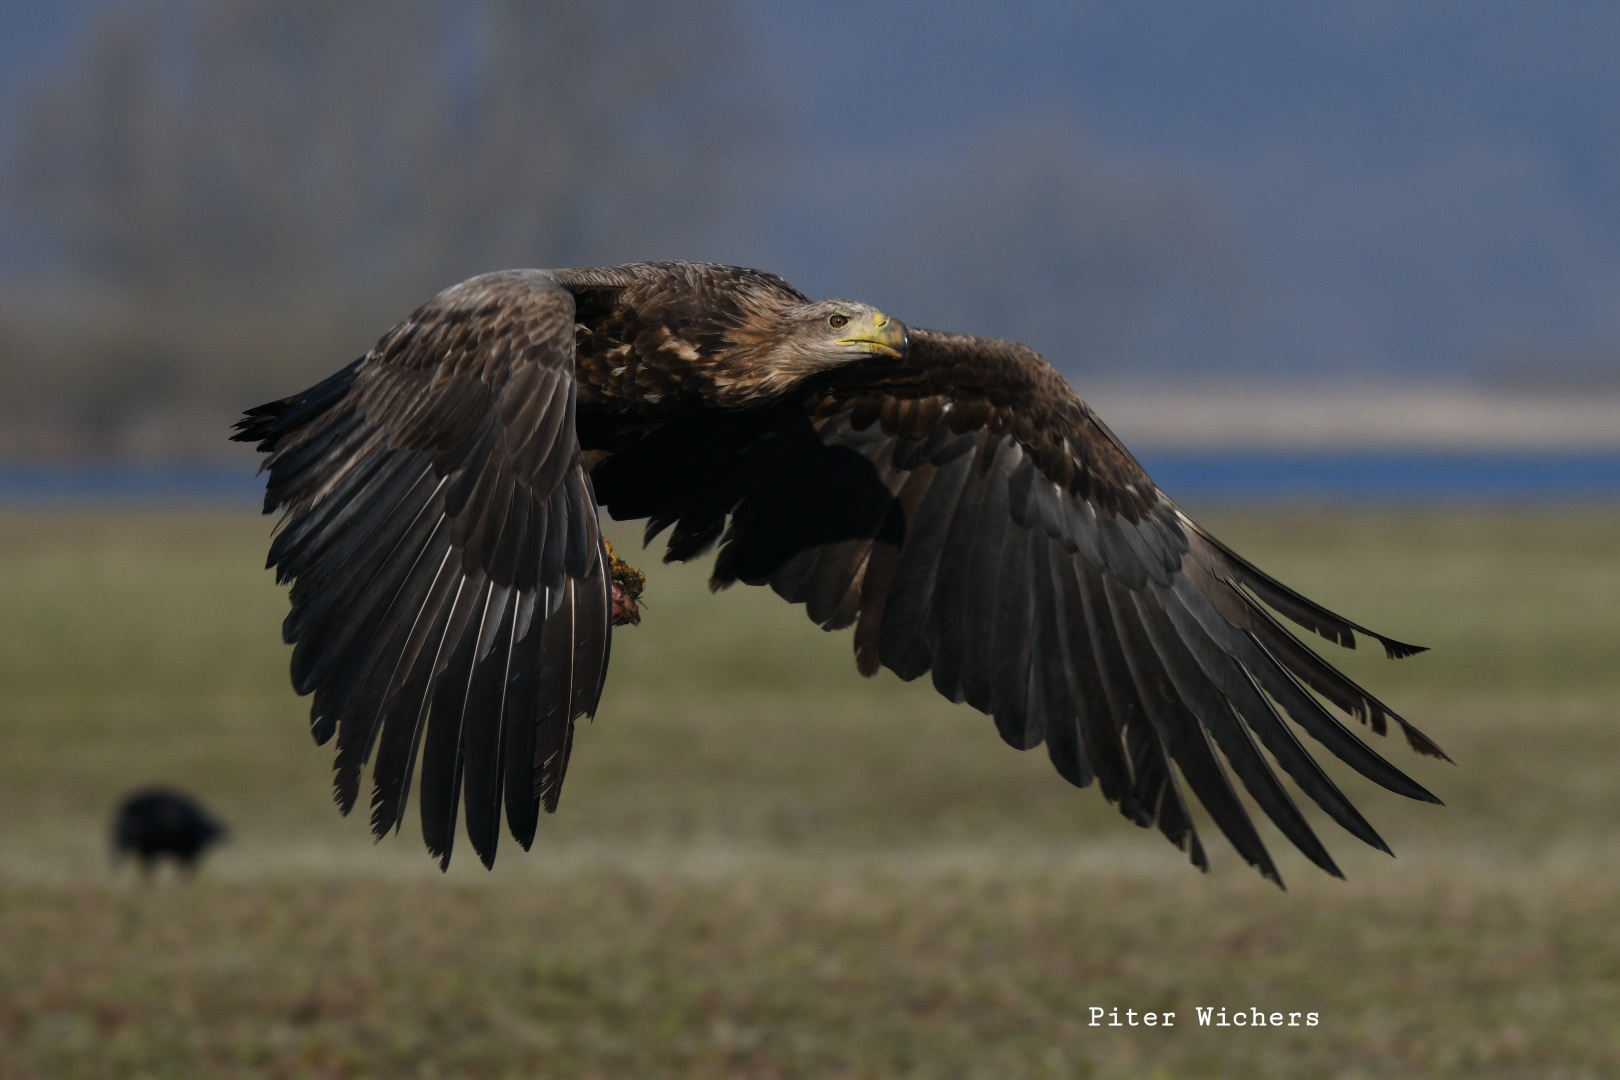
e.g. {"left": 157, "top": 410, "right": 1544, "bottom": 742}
{"left": 237, "top": 261, "right": 1446, "bottom": 885}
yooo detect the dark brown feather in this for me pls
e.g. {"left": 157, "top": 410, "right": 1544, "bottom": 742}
{"left": 237, "top": 270, "right": 613, "bottom": 870}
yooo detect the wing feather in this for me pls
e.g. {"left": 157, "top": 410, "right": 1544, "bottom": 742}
{"left": 236, "top": 270, "right": 612, "bottom": 868}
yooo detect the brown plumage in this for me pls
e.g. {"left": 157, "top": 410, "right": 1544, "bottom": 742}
{"left": 235, "top": 261, "right": 1447, "bottom": 884}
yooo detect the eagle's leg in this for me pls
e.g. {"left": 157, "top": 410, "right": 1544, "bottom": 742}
{"left": 604, "top": 539, "right": 645, "bottom": 626}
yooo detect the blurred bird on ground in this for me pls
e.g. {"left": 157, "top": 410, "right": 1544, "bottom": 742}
{"left": 112, "top": 788, "right": 227, "bottom": 876}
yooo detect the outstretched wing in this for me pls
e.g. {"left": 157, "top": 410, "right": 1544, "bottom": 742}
{"left": 592, "top": 327, "right": 1448, "bottom": 885}
{"left": 234, "top": 270, "right": 612, "bottom": 869}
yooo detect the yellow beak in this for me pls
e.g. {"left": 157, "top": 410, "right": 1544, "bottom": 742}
{"left": 837, "top": 311, "right": 910, "bottom": 359}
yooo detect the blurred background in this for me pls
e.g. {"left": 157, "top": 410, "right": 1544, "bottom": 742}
{"left": 1, "top": 3, "right": 1618, "bottom": 1078}
{"left": 0, "top": 0, "right": 1617, "bottom": 464}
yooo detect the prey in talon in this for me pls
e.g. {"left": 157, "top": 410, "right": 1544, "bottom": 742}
{"left": 605, "top": 539, "right": 645, "bottom": 627}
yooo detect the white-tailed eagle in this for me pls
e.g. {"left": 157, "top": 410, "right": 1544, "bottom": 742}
{"left": 235, "top": 261, "right": 1447, "bottom": 885}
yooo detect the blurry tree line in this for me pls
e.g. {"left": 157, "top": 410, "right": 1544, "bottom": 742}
{"left": 0, "top": 0, "right": 1258, "bottom": 462}
{"left": 0, "top": 0, "right": 777, "bottom": 459}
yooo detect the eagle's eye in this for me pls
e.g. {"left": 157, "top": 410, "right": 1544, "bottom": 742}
{"left": 828, "top": 313, "right": 850, "bottom": 330}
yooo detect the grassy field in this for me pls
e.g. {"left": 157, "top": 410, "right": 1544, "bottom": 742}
{"left": 1, "top": 507, "right": 1618, "bottom": 1078}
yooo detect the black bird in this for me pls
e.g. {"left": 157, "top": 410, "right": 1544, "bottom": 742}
{"left": 113, "top": 788, "right": 227, "bottom": 874}
{"left": 237, "top": 261, "right": 1447, "bottom": 884}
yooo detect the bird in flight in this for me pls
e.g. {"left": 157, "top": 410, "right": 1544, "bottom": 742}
{"left": 236, "top": 261, "right": 1447, "bottom": 885}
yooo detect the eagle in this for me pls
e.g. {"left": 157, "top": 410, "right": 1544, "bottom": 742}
{"left": 235, "top": 261, "right": 1447, "bottom": 885}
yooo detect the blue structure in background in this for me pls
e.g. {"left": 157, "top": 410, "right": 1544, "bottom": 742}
{"left": 1136, "top": 451, "right": 1620, "bottom": 503}
{"left": 0, "top": 454, "right": 1615, "bottom": 507}
{"left": 0, "top": 466, "right": 264, "bottom": 506}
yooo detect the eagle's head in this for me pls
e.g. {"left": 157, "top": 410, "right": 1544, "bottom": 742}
{"left": 788, "top": 299, "right": 910, "bottom": 364}
{"left": 713, "top": 295, "right": 911, "bottom": 403}
{"left": 722, "top": 297, "right": 913, "bottom": 399}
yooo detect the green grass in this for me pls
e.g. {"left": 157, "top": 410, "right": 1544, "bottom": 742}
{"left": 1, "top": 508, "right": 1618, "bottom": 1078}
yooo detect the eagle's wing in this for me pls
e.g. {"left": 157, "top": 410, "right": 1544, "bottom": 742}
{"left": 592, "top": 328, "right": 1448, "bottom": 884}
{"left": 234, "top": 270, "right": 612, "bottom": 869}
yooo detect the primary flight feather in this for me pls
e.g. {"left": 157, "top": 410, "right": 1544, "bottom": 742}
{"left": 235, "top": 261, "right": 1447, "bottom": 885}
